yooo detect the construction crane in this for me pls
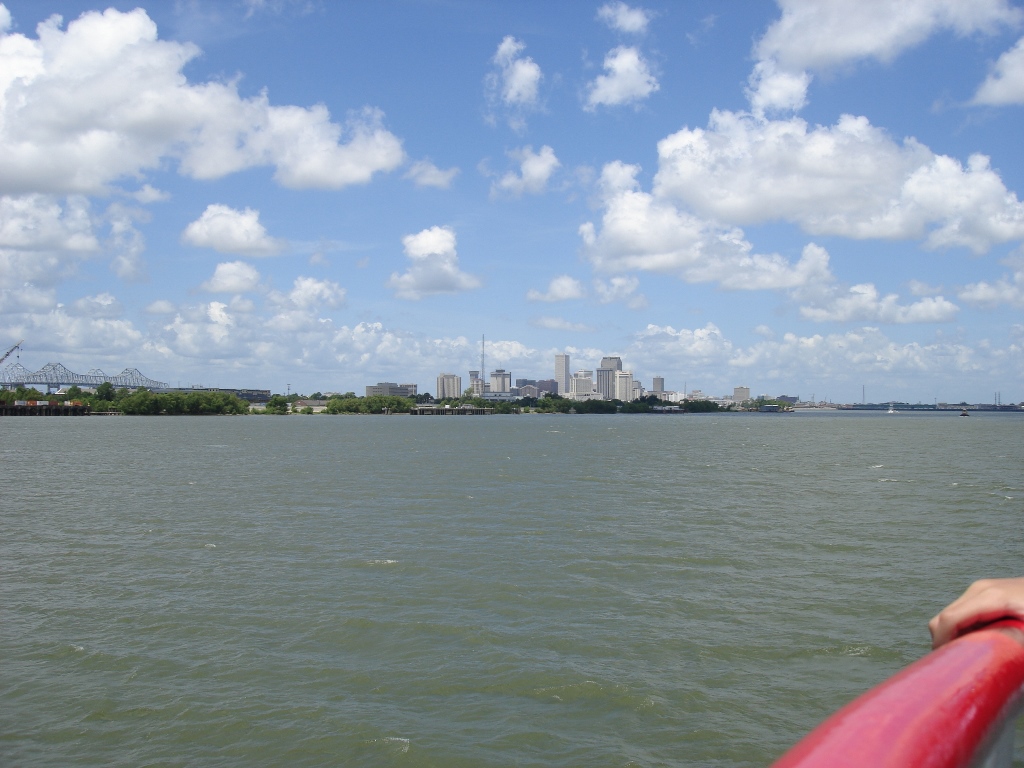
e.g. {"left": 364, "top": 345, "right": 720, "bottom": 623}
{"left": 0, "top": 340, "right": 23, "bottom": 366}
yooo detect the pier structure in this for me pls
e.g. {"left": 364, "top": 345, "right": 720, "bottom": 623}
{"left": 410, "top": 404, "right": 495, "bottom": 415}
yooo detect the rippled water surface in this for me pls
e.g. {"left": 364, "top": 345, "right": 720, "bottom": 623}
{"left": 2, "top": 411, "right": 1022, "bottom": 766}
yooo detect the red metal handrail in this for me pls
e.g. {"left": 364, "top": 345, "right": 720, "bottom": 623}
{"left": 773, "top": 619, "right": 1024, "bottom": 768}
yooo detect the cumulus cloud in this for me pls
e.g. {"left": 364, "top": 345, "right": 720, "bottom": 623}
{"left": 106, "top": 203, "right": 147, "bottom": 280}
{"left": 756, "top": 0, "right": 1021, "bottom": 73}
{"left": 71, "top": 292, "right": 122, "bottom": 318}
{"left": 182, "top": 204, "right": 285, "bottom": 256}
{"left": 747, "top": 1, "right": 1020, "bottom": 114}
{"left": 653, "top": 110, "right": 1024, "bottom": 253}
{"left": 597, "top": 2, "right": 652, "bottom": 34}
{"left": 532, "top": 316, "right": 593, "bottom": 332}
{"left": 0, "top": 7, "right": 405, "bottom": 195}
{"left": 626, "top": 323, "right": 1004, "bottom": 392}
{"left": 958, "top": 258, "right": 1024, "bottom": 307}
{"left": 800, "top": 283, "right": 959, "bottom": 323}
{"left": 145, "top": 299, "right": 176, "bottom": 314}
{"left": 594, "top": 276, "right": 647, "bottom": 309}
{"left": 746, "top": 59, "right": 811, "bottom": 115}
{"left": 579, "top": 162, "right": 835, "bottom": 290}
{"left": 387, "top": 226, "right": 481, "bottom": 300}
{"left": 0, "top": 195, "right": 98, "bottom": 290}
{"left": 527, "top": 275, "right": 585, "bottom": 302}
{"left": 585, "top": 46, "right": 659, "bottom": 110}
{"left": 485, "top": 36, "right": 542, "bottom": 129}
{"left": 0, "top": 195, "right": 97, "bottom": 252}
{"left": 491, "top": 145, "right": 560, "bottom": 197}
{"left": 200, "top": 261, "right": 262, "bottom": 293}
{"left": 280, "top": 276, "right": 346, "bottom": 309}
{"left": 404, "top": 159, "right": 459, "bottom": 189}
{"left": 0, "top": 283, "right": 55, "bottom": 315}
{"left": 974, "top": 37, "right": 1024, "bottom": 105}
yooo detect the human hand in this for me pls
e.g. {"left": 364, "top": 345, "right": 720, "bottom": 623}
{"left": 929, "top": 577, "right": 1024, "bottom": 649}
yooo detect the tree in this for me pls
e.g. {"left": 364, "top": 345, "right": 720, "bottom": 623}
{"left": 263, "top": 394, "right": 290, "bottom": 414}
{"left": 95, "top": 381, "right": 115, "bottom": 400}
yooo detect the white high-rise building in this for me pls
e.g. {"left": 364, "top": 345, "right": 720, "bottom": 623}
{"left": 490, "top": 369, "right": 511, "bottom": 393}
{"left": 436, "top": 373, "right": 462, "bottom": 400}
{"left": 733, "top": 386, "right": 751, "bottom": 403}
{"left": 570, "top": 372, "right": 594, "bottom": 395}
{"left": 614, "top": 370, "right": 634, "bottom": 401}
{"left": 555, "top": 353, "right": 570, "bottom": 395}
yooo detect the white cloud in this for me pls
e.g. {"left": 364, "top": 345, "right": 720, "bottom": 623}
{"left": 404, "top": 159, "right": 459, "bottom": 189}
{"left": 0, "top": 7, "right": 404, "bottom": 195}
{"left": 756, "top": 0, "right": 1021, "bottom": 72}
{"left": 653, "top": 110, "right": 1024, "bottom": 253}
{"left": 747, "top": 1, "right": 1020, "bottom": 114}
{"left": 200, "top": 261, "right": 262, "bottom": 293}
{"left": 625, "top": 323, "right": 1006, "bottom": 392}
{"left": 746, "top": 59, "right": 810, "bottom": 115}
{"left": 146, "top": 299, "right": 176, "bottom": 314}
{"left": 282, "top": 276, "right": 346, "bottom": 309}
{"left": 958, "top": 259, "right": 1024, "bottom": 307}
{"left": 908, "top": 279, "right": 943, "bottom": 297}
{"left": 0, "top": 195, "right": 97, "bottom": 251}
{"left": 71, "top": 292, "right": 122, "bottom": 318}
{"left": 492, "top": 145, "right": 560, "bottom": 197}
{"left": 974, "top": 37, "right": 1024, "bottom": 105}
{"left": 593, "top": 276, "right": 647, "bottom": 309}
{"left": 491, "top": 36, "right": 541, "bottom": 106}
{"left": 132, "top": 184, "right": 169, "bottom": 204}
{"left": 182, "top": 204, "right": 285, "bottom": 256}
{"left": 532, "top": 316, "right": 593, "bottom": 332}
{"left": 579, "top": 162, "right": 835, "bottom": 290}
{"left": 800, "top": 283, "right": 959, "bottom": 323}
{"left": 106, "top": 203, "right": 147, "bottom": 280}
{"left": 597, "top": 2, "right": 652, "bottom": 34}
{"left": 0, "top": 195, "right": 98, "bottom": 290}
{"left": 387, "top": 226, "right": 481, "bottom": 300}
{"left": 0, "top": 283, "right": 55, "bottom": 314}
{"left": 585, "top": 46, "right": 659, "bottom": 110}
{"left": 527, "top": 275, "right": 585, "bottom": 302}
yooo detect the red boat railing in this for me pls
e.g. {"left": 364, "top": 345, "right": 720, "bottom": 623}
{"left": 772, "top": 619, "right": 1024, "bottom": 768}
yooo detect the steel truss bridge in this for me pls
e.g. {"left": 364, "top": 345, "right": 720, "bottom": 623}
{"left": 0, "top": 362, "right": 168, "bottom": 390}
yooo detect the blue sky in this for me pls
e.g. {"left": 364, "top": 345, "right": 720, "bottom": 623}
{"left": 1, "top": 0, "right": 1022, "bottom": 402}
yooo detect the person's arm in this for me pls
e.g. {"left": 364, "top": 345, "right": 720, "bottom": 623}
{"left": 928, "top": 577, "right": 1024, "bottom": 649}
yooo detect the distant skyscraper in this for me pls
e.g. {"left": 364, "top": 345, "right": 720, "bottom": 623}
{"left": 490, "top": 368, "right": 511, "bottom": 393}
{"left": 570, "top": 371, "right": 594, "bottom": 396}
{"left": 653, "top": 376, "right": 665, "bottom": 393}
{"left": 600, "top": 356, "right": 622, "bottom": 371}
{"left": 596, "top": 368, "right": 615, "bottom": 399}
{"left": 555, "top": 353, "right": 570, "bottom": 395}
{"left": 614, "top": 370, "right": 634, "bottom": 401}
{"left": 436, "top": 373, "right": 462, "bottom": 399}
{"left": 733, "top": 386, "right": 751, "bottom": 402}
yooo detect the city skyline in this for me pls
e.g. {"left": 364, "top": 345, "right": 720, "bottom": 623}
{"left": 1, "top": 2, "right": 1022, "bottom": 404}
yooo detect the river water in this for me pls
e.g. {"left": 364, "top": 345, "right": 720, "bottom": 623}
{"left": 2, "top": 411, "right": 1022, "bottom": 766}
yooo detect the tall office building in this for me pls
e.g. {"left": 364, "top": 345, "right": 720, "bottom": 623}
{"left": 555, "top": 353, "right": 570, "bottom": 395}
{"left": 652, "top": 376, "right": 665, "bottom": 393}
{"left": 595, "top": 368, "right": 615, "bottom": 399}
{"left": 570, "top": 372, "right": 594, "bottom": 396}
{"left": 490, "top": 368, "right": 511, "bottom": 393}
{"left": 600, "top": 356, "right": 623, "bottom": 371}
{"left": 614, "top": 370, "right": 634, "bottom": 401}
{"left": 436, "top": 373, "right": 462, "bottom": 399}
{"left": 733, "top": 386, "right": 751, "bottom": 403}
